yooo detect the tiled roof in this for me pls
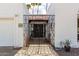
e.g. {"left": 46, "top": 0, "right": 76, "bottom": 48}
{"left": 28, "top": 15, "right": 48, "bottom": 20}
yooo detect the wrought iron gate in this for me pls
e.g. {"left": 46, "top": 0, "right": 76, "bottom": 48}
{"left": 23, "top": 15, "right": 55, "bottom": 46}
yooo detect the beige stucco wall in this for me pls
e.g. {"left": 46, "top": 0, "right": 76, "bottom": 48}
{"left": 48, "top": 3, "right": 78, "bottom": 48}
{"left": 0, "top": 3, "right": 29, "bottom": 47}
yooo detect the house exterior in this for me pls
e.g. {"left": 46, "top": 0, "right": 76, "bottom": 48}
{"left": 0, "top": 3, "right": 79, "bottom": 48}
{"left": 48, "top": 3, "right": 78, "bottom": 48}
{"left": 0, "top": 3, "right": 29, "bottom": 48}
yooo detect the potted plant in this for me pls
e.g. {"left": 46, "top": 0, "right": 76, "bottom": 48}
{"left": 64, "top": 40, "right": 71, "bottom": 52}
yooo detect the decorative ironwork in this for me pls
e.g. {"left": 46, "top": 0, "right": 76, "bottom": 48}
{"left": 23, "top": 15, "right": 55, "bottom": 46}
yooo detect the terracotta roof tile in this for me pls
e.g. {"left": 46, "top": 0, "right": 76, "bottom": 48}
{"left": 28, "top": 16, "right": 48, "bottom": 20}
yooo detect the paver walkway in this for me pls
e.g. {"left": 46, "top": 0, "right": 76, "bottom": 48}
{"left": 0, "top": 38, "right": 79, "bottom": 56}
{"left": 15, "top": 39, "right": 58, "bottom": 56}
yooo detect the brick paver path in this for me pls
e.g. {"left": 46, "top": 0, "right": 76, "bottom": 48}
{"left": 0, "top": 39, "right": 79, "bottom": 56}
{"left": 15, "top": 39, "right": 58, "bottom": 56}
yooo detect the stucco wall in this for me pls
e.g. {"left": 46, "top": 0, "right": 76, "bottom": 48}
{"left": 48, "top": 3, "right": 78, "bottom": 48}
{"left": 0, "top": 3, "right": 28, "bottom": 47}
